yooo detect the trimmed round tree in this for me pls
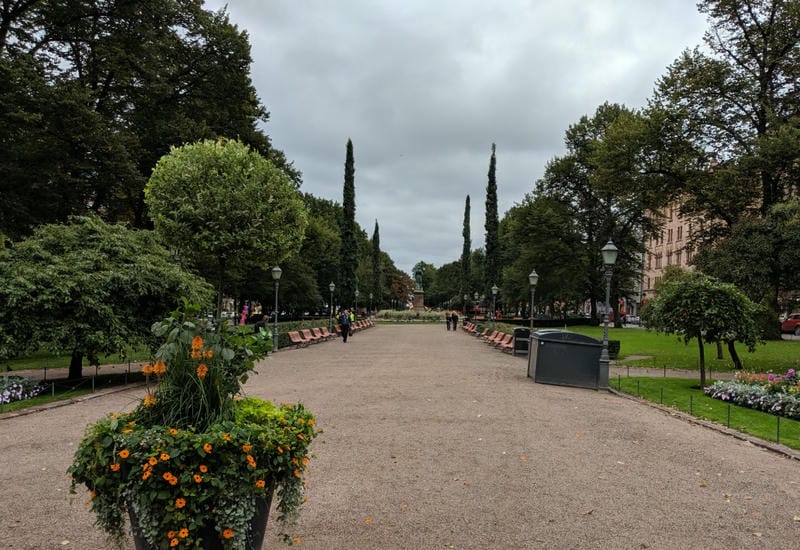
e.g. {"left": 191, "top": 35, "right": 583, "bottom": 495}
{"left": 145, "top": 138, "right": 308, "bottom": 312}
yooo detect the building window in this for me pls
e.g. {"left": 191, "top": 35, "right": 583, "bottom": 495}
{"left": 667, "top": 228, "right": 673, "bottom": 243}
{"left": 647, "top": 254, "right": 652, "bottom": 270}
{"left": 646, "top": 276, "right": 651, "bottom": 290}
{"left": 677, "top": 225, "right": 683, "bottom": 241}
{"left": 675, "top": 250, "right": 682, "bottom": 266}
{"left": 655, "top": 254, "right": 662, "bottom": 269}
{"left": 666, "top": 251, "right": 672, "bottom": 266}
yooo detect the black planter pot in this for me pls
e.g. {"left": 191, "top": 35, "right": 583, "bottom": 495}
{"left": 130, "top": 489, "right": 274, "bottom": 550}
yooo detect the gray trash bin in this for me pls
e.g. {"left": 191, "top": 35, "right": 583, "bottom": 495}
{"left": 527, "top": 330, "right": 606, "bottom": 389}
{"left": 512, "top": 327, "right": 531, "bottom": 356}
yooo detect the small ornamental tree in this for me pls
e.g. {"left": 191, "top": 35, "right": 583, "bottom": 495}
{"left": 641, "top": 269, "right": 762, "bottom": 387}
{"left": 145, "top": 138, "right": 308, "bottom": 312}
{"left": 0, "top": 217, "right": 213, "bottom": 379}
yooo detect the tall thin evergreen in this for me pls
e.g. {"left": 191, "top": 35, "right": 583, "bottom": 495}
{"left": 339, "top": 139, "right": 358, "bottom": 307}
{"left": 484, "top": 143, "right": 499, "bottom": 296}
{"left": 371, "top": 220, "right": 381, "bottom": 309}
{"left": 460, "top": 195, "right": 471, "bottom": 309}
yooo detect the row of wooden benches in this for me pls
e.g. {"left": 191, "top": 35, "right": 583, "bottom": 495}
{"left": 460, "top": 322, "right": 515, "bottom": 353}
{"left": 287, "top": 319, "right": 375, "bottom": 348}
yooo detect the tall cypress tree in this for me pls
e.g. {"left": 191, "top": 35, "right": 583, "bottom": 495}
{"left": 460, "top": 195, "right": 471, "bottom": 310}
{"left": 371, "top": 220, "right": 381, "bottom": 310}
{"left": 340, "top": 139, "right": 358, "bottom": 307}
{"left": 484, "top": 143, "right": 499, "bottom": 296}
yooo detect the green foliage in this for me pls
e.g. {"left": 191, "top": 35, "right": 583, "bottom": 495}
{"left": 484, "top": 144, "right": 500, "bottom": 295}
{"left": 460, "top": 195, "right": 471, "bottom": 303}
{"left": 68, "top": 306, "right": 317, "bottom": 548}
{"left": 640, "top": 270, "right": 763, "bottom": 385}
{"left": 339, "top": 139, "right": 358, "bottom": 306}
{"left": 145, "top": 138, "right": 308, "bottom": 310}
{"left": 0, "top": 216, "right": 212, "bottom": 378}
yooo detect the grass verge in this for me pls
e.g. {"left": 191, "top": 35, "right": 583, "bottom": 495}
{"left": 614, "top": 377, "right": 800, "bottom": 450}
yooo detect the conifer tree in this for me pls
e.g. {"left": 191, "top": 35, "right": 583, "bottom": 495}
{"left": 371, "top": 220, "right": 381, "bottom": 310}
{"left": 460, "top": 195, "right": 471, "bottom": 310}
{"left": 339, "top": 139, "right": 358, "bottom": 307}
{"left": 484, "top": 143, "right": 500, "bottom": 296}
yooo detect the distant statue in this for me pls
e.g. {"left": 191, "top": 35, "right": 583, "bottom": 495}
{"left": 413, "top": 267, "right": 423, "bottom": 291}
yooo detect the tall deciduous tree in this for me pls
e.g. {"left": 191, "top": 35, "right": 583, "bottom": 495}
{"left": 641, "top": 269, "right": 762, "bottom": 387}
{"left": 484, "top": 144, "right": 500, "bottom": 297}
{"left": 460, "top": 195, "right": 471, "bottom": 310}
{"left": 145, "top": 138, "right": 308, "bottom": 313}
{"left": 339, "top": 139, "right": 358, "bottom": 307}
{"left": 0, "top": 216, "right": 213, "bottom": 379}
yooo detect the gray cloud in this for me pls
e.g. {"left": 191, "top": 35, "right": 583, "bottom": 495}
{"left": 206, "top": 0, "right": 707, "bottom": 273}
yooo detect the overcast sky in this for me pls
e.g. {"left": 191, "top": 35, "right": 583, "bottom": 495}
{"left": 205, "top": 1, "right": 708, "bottom": 274}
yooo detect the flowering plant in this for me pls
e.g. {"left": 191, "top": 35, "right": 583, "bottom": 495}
{"left": 68, "top": 305, "right": 318, "bottom": 549}
{"left": 704, "top": 369, "right": 800, "bottom": 419}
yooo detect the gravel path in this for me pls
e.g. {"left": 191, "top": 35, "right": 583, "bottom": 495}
{"left": 1, "top": 324, "right": 799, "bottom": 549}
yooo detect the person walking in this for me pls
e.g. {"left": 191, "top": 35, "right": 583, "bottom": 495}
{"left": 445, "top": 311, "right": 451, "bottom": 331}
{"left": 451, "top": 311, "right": 458, "bottom": 331}
{"left": 339, "top": 308, "right": 351, "bottom": 343}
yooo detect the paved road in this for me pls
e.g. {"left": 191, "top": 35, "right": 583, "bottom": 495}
{"left": 1, "top": 324, "right": 799, "bottom": 549}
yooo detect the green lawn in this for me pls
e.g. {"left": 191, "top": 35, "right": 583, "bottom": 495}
{"left": 3, "top": 346, "right": 151, "bottom": 372}
{"left": 614, "top": 377, "right": 800, "bottom": 450}
{"left": 566, "top": 325, "right": 798, "bottom": 374}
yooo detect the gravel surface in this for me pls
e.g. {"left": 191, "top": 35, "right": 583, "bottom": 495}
{"left": 1, "top": 324, "right": 799, "bottom": 549}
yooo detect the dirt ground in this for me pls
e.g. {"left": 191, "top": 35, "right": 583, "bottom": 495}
{"left": 1, "top": 324, "right": 799, "bottom": 549}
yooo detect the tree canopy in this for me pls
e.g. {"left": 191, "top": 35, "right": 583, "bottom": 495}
{"left": 0, "top": 216, "right": 213, "bottom": 378}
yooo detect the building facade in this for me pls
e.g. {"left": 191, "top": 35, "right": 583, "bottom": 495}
{"left": 642, "top": 203, "right": 697, "bottom": 301}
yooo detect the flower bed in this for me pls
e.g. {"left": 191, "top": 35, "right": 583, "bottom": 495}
{"left": 1, "top": 376, "right": 47, "bottom": 405}
{"left": 704, "top": 369, "right": 800, "bottom": 420}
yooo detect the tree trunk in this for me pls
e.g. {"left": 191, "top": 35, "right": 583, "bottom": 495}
{"left": 697, "top": 338, "right": 706, "bottom": 388}
{"left": 69, "top": 349, "right": 83, "bottom": 380}
{"left": 726, "top": 339, "right": 743, "bottom": 370}
{"left": 716, "top": 341, "right": 723, "bottom": 360}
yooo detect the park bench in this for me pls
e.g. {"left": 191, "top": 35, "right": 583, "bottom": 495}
{"left": 498, "top": 334, "right": 515, "bottom": 352}
{"left": 312, "top": 327, "right": 329, "bottom": 341}
{"left": 301, "top": 328, "right": 321, "bottom": 344}
{"left": 482, "top": 330, "right": 498, "bottom": 342}
{"left": 287, "top": 331, "right": 309, "bottom": 348}
{"left": 477, "top": 328, "right": 489, "bottom": 338}
{"left": 487, "top": 332, "right": 506, "bottom": 346}
{"left": 494, "top": 333, "right": 513, "bottom": 349}
{"left": 320, "top": 326, "right": 334, "bottom": 339}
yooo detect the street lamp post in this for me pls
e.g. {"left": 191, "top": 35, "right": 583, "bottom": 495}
{"left": 599, "top": 241, "right": 618, "bottom": 389}
{"left": 369, "top": 292, "right": 373, "bottom": 315}
{"left": 473, "top": 292, "right": 479, "bottom": 317}
{"left": 355, "top": 289, "right": 360, "bottom": 316}
{"left": 528, "top": 270, "right": 538, "bottom": 330}
{"left": 491, "top": 285, "right": 499, "bottom": 329}
{"left": 328, "top": 282, "right": 335, "bottom": 333}
{"left": 271, "top": 265, "right": 282, "bottom": 352}
{"left": 463, "top": 294, "right": 468, "bottom": 314}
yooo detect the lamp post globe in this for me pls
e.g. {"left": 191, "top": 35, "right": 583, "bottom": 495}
{"left": 355, "top": 289, "right": 359, "bottom": 316}
{"left": 328, "top": 282, "right": 335, "bottom": 332}
{"left": 528, "top": 269, "right": 538, "bottom": 329}
{"left": 271, "top": 266, "right": 282, "bottom": 351}
{"left": 599, "top": 241, "right": 618, "bottom": 389}
{"left": 491, "top": 285, "right": 499, "bottom": 329}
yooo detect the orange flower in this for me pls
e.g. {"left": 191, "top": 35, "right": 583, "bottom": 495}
{"left": 110, "top": 463, "right": 121, "bottom": 472}
{"left": 222, "top": 433, "right": 231, "bottom": 442}
{"left": 160, "top": 452, "right": 170, "bottom": 462}
{"left": 193, "top": 474, "right": 203, "bottom": 483}
{"left": 149, "top": 457, "right": 158, "bottom": 466}
{"left": 122, "top": 429, "right": 133, "bottom": 434}
{"left": 142, "top": 363, "right": 154, "bottom": 375}
{"left": 293, "top": 537, "right": 302, "bottom": 545}
{"left": 153, "top": 360, "right": 167, "bottom": 376}
{"left": 168, "top": 477, "right": 178, "bottom": 486}
{"left": 293, "top": 470, "right": 301, "bottom": 478}
{"left": 196, "top": 363, "right": 208, "bottom": 379}
{"left": 169, "top": 539, "right": 179, "bottom": 548}
{"left": 167, "top": 531, "right": 176, "bottom": 539}
{"left": 222, "top": 529, "right": 234, "bottom": 540}
{"left": 178, "top": 528, "right": 189, "bottom": 538}
{"left": 169, "top": 428, "right": 179, "bottom": 435}
{"left": 191, "top": 349, "right": 202, "bottom": 360}
{"left": 242, "top": 444, "right": 253, "bottom": 453}
{"left": 255, "top": 479, "right": 266, "bottom": 489}
{"left": 203, "top": 349, "right": 214, "bottom": 359}
{"left": 89, "top": 491, "right": 96, "bottom": 500}
{"left": 203, "top": 443, "right": 212, "bottom": 453}
{"left": 199, "top": 465, "right": 208, "bottom": 473}
{"left": 119, "top": 449, "right": 130, "bottom": 459}
{"left": 246, "top": 455, "right": 256, "bottom": 468}
{"left": 297, "top": 433, "right": 306, "bottom": 440}
{"left": 302, "top": 457, "right": 309, "bottom": 466}
{"left": 277, "top": 446, "right": 283, "bottom": 454}
{"left": 175, "top": 498, "right": 186, "bottom": 508}
{"left": 308, "top": 419, "right": 315, "bottom": 426}
{"left": 191, "top": 335, "right": 203, "bottom": 350}
{"left": 142, "top": 471, "right": 151, "bottom": 480}
{"left": 143, "top": 393, "right": 156, "bottom": 407}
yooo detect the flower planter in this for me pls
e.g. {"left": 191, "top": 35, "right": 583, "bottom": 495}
{"left": 130, "top": 490, "right": 274, "bottom": 550}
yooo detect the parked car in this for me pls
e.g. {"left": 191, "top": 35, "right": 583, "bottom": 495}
{"left": 781, "top": 313, "right": 800, "bottom": 336}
